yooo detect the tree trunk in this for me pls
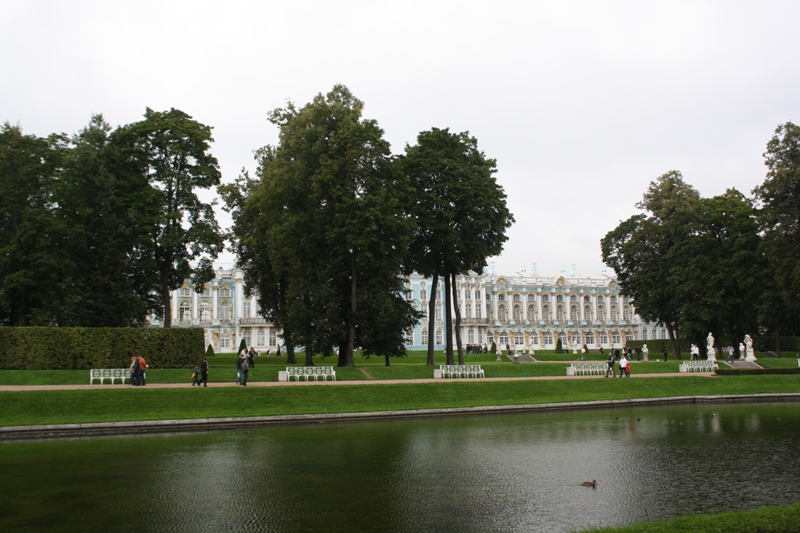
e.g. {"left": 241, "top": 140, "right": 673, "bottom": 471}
{"left": 445, "top": 271, "right": 454, "bottom": 365}
{"left": 427, "top": 274, "right": 438, "bottom": 366}
{"left": 385, "top": 353, "right": 390, "bottom": 366}
{"left": 452, "top": 273, "right": 464, "bottom": 365}
{"left": 161, "top": 267, "right": 172, "bottom": 328}
{"left": 284, "top": 331, "right": 297, "bottom": 364}
{"left": 666, "top": 322, "right": 679, "bottom": 359}
{"left": 345, "top": 253, "right": 357, "bottom": 367}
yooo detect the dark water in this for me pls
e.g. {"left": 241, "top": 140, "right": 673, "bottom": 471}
{"left": 1, "top": 403, "right": 799, "bottom": 532}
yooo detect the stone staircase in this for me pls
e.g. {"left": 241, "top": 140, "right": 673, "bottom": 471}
{"left": 724, "top": 360, "right": 762, "bottom": 370}
{"left": 506, "top": 353, "right": 536, "bottom": 362}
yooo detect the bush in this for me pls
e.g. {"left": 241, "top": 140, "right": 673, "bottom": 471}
{"left": 237, "top": 337, "right": 247, "bottom": 355}
{"left": 0, "top": 327, "right": 204, "bottom": 370}
{"left": 715, "top": 367, "right": 800, "bottom": 376}
{"left": 206, "top": 344, "right": 216, "bottom": 357}
{"left": 490, "top": 341, "right": 497, "bottom": 354}
{"left": 555, "top": 338, "right": 562, "bottom": 354}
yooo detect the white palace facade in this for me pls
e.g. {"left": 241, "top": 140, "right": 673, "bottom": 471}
{"left": 157, "top": 265, "right": 666, "bottom": 353}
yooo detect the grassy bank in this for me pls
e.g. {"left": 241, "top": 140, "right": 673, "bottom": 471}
{"left": 5, "top": 350, "right": 794, "bottom": 386}
{"left": 584, "top": 502, "right": 800, "bottom": 532}
{"left": 1, "top": 374, "right": 798, "bottom": 427}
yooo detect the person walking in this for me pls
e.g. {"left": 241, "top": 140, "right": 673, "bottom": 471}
{"left": 663, "top": 345, "right": 669, "bottom": 362}
{"left": 198, "top": 357, "right": 209, "bottom": 387}
{"left": 619, "top": 353, "right": 629, "bottom": 378}
{"left": 130, "top": 356, "right": 140, "bottom": 386}
{"left": 192, "top": 365, "right": 201, "bottom": 386}
{"left": 726, "top": 345, "right": 735, "bottom": 363}
{"left": 235, "top": 353, "right": 244, "bottom": 385}
{"left": 605, "top": 352, "right": 616, "bottom": 378}
{"left": 137, "top": 355, "right": 147, "bottom": 386}
{"left": 240, "top": 357, "right": 250, "bottom": 386}
{"left": 247, "top": 347, "right": 255, "bottom": 369}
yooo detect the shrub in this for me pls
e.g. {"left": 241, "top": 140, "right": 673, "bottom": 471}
{"left": 555, "top": 338, "right": 562, "bottom": 354}
{"left": 206, "top": 344, "right": 216, "bottom": 357}
{"left": 0, "top": 327, "right": 204, "bottom": 370}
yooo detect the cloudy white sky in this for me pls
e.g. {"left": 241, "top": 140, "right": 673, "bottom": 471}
{"left": 3, "top": 1, "right": 799, "bottom": 276}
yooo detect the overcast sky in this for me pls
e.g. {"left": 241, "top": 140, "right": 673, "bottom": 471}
{"left": 3, "top": 1, "right": 799, "bottom": 276}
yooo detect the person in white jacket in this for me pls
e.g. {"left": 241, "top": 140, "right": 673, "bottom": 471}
{"left": 619, "top": 354, "right": 629, "bottom": 378}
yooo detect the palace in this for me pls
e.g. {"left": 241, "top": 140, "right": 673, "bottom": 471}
{"left": 155, "top": 264, "right": 665, "bottom": 353}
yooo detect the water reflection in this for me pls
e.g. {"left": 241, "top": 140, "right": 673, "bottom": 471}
{"left": 1, "top": 403, "right": 798, "bottom": 532}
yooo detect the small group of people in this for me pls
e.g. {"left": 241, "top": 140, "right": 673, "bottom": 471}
{"left": 129, "top": 355, "right": 147, "bottom": 386}
{"left": 465, "top": 344, "right": 487, "bottom": 354}
{"left": 605, "top": 350, "right": 631, "bottom": 378}
{"left": 235, "top": 347, "right": 251, "bottom": 386}
{"left": 192, "top": 357, "right": 209, "bottom": 387}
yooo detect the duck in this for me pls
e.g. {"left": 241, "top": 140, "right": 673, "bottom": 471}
{"left": 582, "top": 480, "right": 597, "bottom": 488}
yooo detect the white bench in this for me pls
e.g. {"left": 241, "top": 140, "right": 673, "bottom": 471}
{"left": 679, "top": 360, "right": 718, "bottom": 373}
{"left": 567, "top": 363, "right": 608, "bottom": 376}
{"left": 435, "top": 365, "right": 484, "bottom": 379}
{"left": 279, "top": 366, "right": 336, "bottom": 382}
{"left": 90, "top": 368, "right": 131, "bottom": 384}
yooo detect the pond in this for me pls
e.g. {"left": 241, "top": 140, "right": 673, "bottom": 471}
{"left": 1, "top": 403, "right": 799, "bottom": 532}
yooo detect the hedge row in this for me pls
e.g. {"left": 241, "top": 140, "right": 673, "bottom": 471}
{"left": 715, "top": 368, "right": 800, "bottom": 376}
{"left": 0, "top": 327, "right": 205, "bottom": 370}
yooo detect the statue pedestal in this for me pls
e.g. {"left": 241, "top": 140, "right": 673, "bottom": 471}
{"left": 707, "top": 349, "right": 716, "bottom": 361}
{"left": 745, "top": 349, "right": 757, "bottom": 362}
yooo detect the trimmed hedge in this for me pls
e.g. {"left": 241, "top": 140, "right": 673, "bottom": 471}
{"left": 753, "top": 336, "right": 799, "bottom": 353}
{"left": 0, "top": 327, "right": 204, "bottom": 370}
{"left": 715, "top": 367, "right": 800, "bottom": 376}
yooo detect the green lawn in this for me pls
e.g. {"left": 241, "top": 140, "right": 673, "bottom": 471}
{"left": 0, "top": 350, "right": 701, "bottom": 385}
{"left": 1, "top": 374, "right": 798, "bottom": 427}
{"left": 584, "top": 502, "right": 800, "bottom": 533}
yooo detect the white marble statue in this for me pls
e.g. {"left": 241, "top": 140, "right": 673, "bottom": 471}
{"left": 744, "top": 334, "right": 756, "bottom": 361}
{"left": 706, "top": 332, "right": 716, "bottom": 361}
{"left": 642, "top": 344, "right": 649, "bottom": 362}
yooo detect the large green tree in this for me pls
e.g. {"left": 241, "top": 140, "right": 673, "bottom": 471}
{"left": 400, "top": 128, "right": 514, "bottom": 365}
{"left": 668, "top": 189, "right": 764, "bottom": 355}
{"left": 753, "top": 122, "right": 800, "bottom": 315}
{"left": 47, "top": 115, "right": 159, "bottom": 326}
{"left": 223, "top": 86, "right": 416, "bottom": 366}
{"left": 121, "top": 108, "right": 224, "bottom": 327}
{"left": 601, "top": 171, "right": 700, "bottom": 358}
{"left": 0, "top": 123, "right": 64, "bottom": 326}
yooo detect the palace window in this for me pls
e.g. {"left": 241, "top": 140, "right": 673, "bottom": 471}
{"left": 476, "top": 304, "right": 482, "bottom": 319}
{"left": 420, "top": 289, "right": 427, "bottom": 302}
{"left": 572, "top": 332, "right": 581, "bottom": 345}
{"left": 641, "top": 330, "right": 648, "bottom": 340}
{"left": 528, "top": 294, "right": 536, "bottom": 302}
{"left": 179, "top": 288, "right": 190, "bottom": 297}
{"left": 498, "top": 294, "right": 506, "bottom": 302}
{"left": 514, "top": 332, "right": 524, "bottom": 345}
{"left": 436, "top": 303, "right": 442, "bottom": 321}
{"left": 421, "top": 329, "right": 428, "bottom": 345}
{"left": 612, "top": 331, "right": 621, "bottom": 344}
{"left": 528, "top": 305, "right": 538, "bottom": 321}
{"left": 570, "top": 305, "right": 578, "bottom": 321}
{"left": 598, "top": 296, "right": 605, "bottom": 303}
{"left": 478, "top": 330, "right": 483, "bottom": 344}
{"left": 474, "top": 290, "right": 481, "bottom": 301}
{"left": 219, "top": 288, "right": 231, "bottom": 298}
{"left": 243, "top": 300, "right": 251, "bottom": 318}
{"left": 405, "top": 330, "right": 414, "bottom": 346}
{"left": 611, "top": 296, "right": 618, "bottom": 303}
{"left": 584, "top": 305, "right": 593, "bottom": 322}
{"left": 486, "top": 304, "right": 493, "bottom": 321}
{"left": 597, "top": 306, "right": 606, "bottom": 321}
{"left": 498, "top": 305, "right": 507, "bottom": 322}
{"left": 625, "top": 331, "right": 634, "bottom": 342}
{"left": 499, "top": 333, "right": 509, "bottom": 346}
{"left": 584, "top": 295, "right": 591, "bottom": 303}
{"left": 487, "top": 332, "right": 494, "bottom": 345}
{"left": 468, "top": 328, "right": 474, "bottom": 343}
{"left": 585, "top": 331, "right": 595, "bottom": 345}
{"left": 179, "top": 302, "right": 191, "bottom": 321}
{"left": 542, "top": 305, "right": 551, "bottom": 322}
{"left": 465, "top": 303, "right": 472, "bottom": 319}
{"left": 435, "top": 329, "right": 443, "bottom": 345}
{"left": 200, "top": 301, "right": 211, "bottom": 321}
{"left": 220, "top": 331, "right": 231, "bottom": 349}
{"left": 542, "top": 294, "right": 550, "bottom": 303}
{"left": 623, "top": 306, "right": 631, "bottom": 321}
{"left": 531, "top": 333, "right": 539, "bottom": 345}
{"left": 242, "top": 329, "right": 251, "bottom": 346}
{"left": 269, "top": 329, "right": 277, "bottom": 347}
{"left": 599, "top": 332, "right": 608, "bottom": 344}
{"left": 556, "top": 305, "right": 565, "bottom": 322}
{"left": 513, "top": 305, "right": 522, "bottom": 322}
{"left": 610, "top": 306, "right": 618, "bottom": 321}
{"left": 571, "top": 295, "right": 578, "bottom": 302}
{"left": 257, "top": 330, "right": 265, "bottom": 346}
{"left": 557, "top": 295, "right": 564, "bottom": 303}
{"left": 543, "top": 332, "right": 554, "bottom": 345}
{"left": 201, "top": 288, "right": 211, "bottom": 298}
{"left": 559, "top": 332, "right": 567, "bottom": 346}
{"left": 219, "top": 301, "right": 231, "bottom": 321}
{"left": 513, "top": 294, "right": 521, "bottom": 302}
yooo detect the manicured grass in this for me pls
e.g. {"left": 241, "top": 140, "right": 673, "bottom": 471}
{"left": 583, "top": 502, "right": 800, "bottom": 533}
{"left": 758, "top": 357, "right": 800, "bottom": 369}
{"left": 0, "top": 351, "right": 696, "bottom": 385}
{"left": 1, "top": 375, "right": 798, "bottom": 427}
